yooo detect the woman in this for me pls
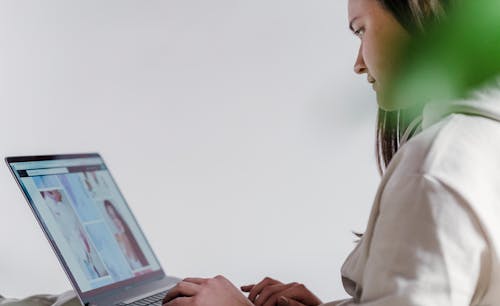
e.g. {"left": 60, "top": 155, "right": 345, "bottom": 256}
{"left": 163, "top": 0, "right": 500, "bottom": 305}
{"left": 104, "top": 200, "right": 150, "bottom": 270}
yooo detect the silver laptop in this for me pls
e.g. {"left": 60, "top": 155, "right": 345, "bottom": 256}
{"left": 5, "top": 153, "right": 180, "bottom": 306}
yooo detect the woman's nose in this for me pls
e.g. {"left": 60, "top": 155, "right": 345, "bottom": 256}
{"left": 354, "top": 46, "right": 367, "bottom": 74}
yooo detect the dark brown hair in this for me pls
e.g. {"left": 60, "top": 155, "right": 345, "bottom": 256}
{"left": 104, "top": 199, "right": 149, "bottom": 267}
{"left": 375, "top": 0, "right": 451, "bottom": 175}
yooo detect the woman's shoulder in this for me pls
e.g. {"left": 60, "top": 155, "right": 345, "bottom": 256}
{"left": 382, "top": 108, "right": 500, "bottom": 227}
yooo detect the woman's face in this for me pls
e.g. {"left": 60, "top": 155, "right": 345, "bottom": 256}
{"left": 48, "top": 190, "right": 63, "bottom": 202}
{"left": 348, "top": 0, "right": 410, "bottom": 110}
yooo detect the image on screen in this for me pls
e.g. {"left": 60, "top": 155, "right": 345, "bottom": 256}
{"left": 9, "top": 156, "right": 161, "bottom": 292}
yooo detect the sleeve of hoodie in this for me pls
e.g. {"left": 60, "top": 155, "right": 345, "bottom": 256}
{"left": 0, "top": 291, "right": 79, "bottom": 306}
{"left": 327, "top": 173, "right": 490, "bottom": 306}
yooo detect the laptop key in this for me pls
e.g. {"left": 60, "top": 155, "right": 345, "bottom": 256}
{"left": 118, "top": 290, "right": 168, "bottom": 306}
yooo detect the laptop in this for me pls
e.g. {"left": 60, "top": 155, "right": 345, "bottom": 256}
{"left": 5, "top": 153, "right": 180, "bottom": 306}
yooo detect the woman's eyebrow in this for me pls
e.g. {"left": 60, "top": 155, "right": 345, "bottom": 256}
{"left": 349, "top": 16, "right": 360, "bottom": 32}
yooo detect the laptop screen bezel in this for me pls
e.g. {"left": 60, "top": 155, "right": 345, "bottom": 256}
{"left": 5, "top": 153, "right": 167, "bottom": 300}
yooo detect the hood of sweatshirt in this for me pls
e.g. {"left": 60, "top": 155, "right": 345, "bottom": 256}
{"left": 422, "top": 77, "right": 500, "bottom": 130}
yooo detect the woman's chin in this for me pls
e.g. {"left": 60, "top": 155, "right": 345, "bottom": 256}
{"left": 376, "top": 90, "right": 399, "bottom": 111}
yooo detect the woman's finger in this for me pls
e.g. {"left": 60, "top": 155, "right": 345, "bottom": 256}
{"left": 277, "top": 296, "right": 306, "bottom": 306}
{"left": 254, "top": 283, "right": 296, "bottom": 306}
{"left": 163, "top": 296, "right": 193, "bottom": 306}
{"left": 162, "top": 281, "right": 200, "bottom": 304}
{"left": 183, "top": 277, "right": 208, "bottom": 285}
{"left": 263, "top": 284, "right": 320, "bottom": 306}
{"left": 248, "top": 277, "right": 282, "bottom": 302}
{"left": 240, "top": 284, "right": 255, "bottom": 292}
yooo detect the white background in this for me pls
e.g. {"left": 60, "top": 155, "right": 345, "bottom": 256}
{"left": 0, "top": 0, "right": 379, "bottom": 302}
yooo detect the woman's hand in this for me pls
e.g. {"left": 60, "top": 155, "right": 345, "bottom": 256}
{"left": 241, "top": 277, "right": 322, "bottom": 306}
{"left": 162, "top": 275, "right": 253, "bottom": 306}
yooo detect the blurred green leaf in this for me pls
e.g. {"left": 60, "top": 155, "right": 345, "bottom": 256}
{"left": 388, "top": 0, "right": 500, "bottom": 110}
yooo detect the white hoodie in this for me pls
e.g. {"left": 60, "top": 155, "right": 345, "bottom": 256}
{"left": 326, "top": 79, "right": 500, "bottom": 306}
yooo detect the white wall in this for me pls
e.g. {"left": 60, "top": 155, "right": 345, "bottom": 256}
{"left": 0, "top": 0, "right": 380, "bottom": 302}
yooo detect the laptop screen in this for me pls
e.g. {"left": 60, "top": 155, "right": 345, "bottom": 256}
{"left": 8, "top": 154, "right": 162, "bottom": 293}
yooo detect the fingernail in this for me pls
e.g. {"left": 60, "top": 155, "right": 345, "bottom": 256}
{"left": 278, "top": 296, "right": 288, "bottom": 306}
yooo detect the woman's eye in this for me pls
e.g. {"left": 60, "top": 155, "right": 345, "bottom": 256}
{"left": 354, "top": 27, "right": 365, "bottom": 38}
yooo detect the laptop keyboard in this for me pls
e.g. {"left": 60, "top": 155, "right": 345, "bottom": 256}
{"left": 116, "top": 290, "right": 168, "bottom": 306}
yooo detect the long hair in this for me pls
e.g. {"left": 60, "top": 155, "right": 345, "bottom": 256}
{"left": 104, "top": 200, "right": 149, "bottom": 267}
{"left": 375, "top": 0, "right": 451, "bottom": 175}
